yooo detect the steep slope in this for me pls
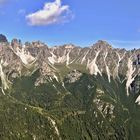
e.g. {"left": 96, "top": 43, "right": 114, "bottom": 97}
{"left": 0, "top": 37, "right": 139, "bottom": 139}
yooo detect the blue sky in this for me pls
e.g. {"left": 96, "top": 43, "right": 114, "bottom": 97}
{"left": 0, "top": 0, "right": 140, "bottom": 49}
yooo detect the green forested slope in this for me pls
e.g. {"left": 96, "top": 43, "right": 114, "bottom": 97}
{"left": 0, "top": 70, "right": 139, "bottom": 140}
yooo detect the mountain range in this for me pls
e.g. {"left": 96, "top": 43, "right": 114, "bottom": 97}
{"left": 0, "top": 34, "right": 139, "bottom": 140}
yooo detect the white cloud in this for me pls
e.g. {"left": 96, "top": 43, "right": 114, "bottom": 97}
{"left": 26, "top": 0, "right": 73, "bottom": 26}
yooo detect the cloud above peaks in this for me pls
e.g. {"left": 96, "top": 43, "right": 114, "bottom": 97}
{"left": 26, "top": 0, "right": 73, "bottom": 26}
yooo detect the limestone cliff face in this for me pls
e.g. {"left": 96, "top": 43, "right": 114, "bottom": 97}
{"left": 0, "top": 38, "right": 139, "bottom": 96}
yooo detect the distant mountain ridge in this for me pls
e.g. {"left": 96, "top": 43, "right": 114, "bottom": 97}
{"left": 0, "top": 36, "right": 139, "bottom": 95}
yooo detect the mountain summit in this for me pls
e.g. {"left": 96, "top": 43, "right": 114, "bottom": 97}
{"left": 0, "top": 34, "right": 8, "bottom": 43}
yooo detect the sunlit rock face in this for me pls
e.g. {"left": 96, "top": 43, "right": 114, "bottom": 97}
{"left": 0, "top": 36, "right": 139, "bottom": 139}
{"left": 0, "top": 37, "right": 139, "bottom": 95}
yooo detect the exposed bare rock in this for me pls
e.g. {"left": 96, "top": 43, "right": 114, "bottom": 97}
{"left": 0, "top": 38, "right": 139, "bottom": 95}
{"left": 0, "top": 34, "right": 8, "bottom": 43}
{"left": 65, "top": 70, "right": 82, "bottom": 83}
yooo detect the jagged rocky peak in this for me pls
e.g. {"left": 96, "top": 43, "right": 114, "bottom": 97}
{"left": 31, "top": 41, "right": 47, "bottom": 48}
{"left": 24, "top": 41, "right": 32, "bottom": 47}
{"left": 92, "top": 40, "right": 112, "bottom": 50}
{"left": 11, "top": 38, "right": 22, "bottom": 49}
{"left": 63, "top": 44, "right": 76, "bottom": 49}
{"left": 0, "top": 34, "right": 8, "bottom": 43}
{"left": 55, "top": 43, "right": 78, "bottom": 50}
